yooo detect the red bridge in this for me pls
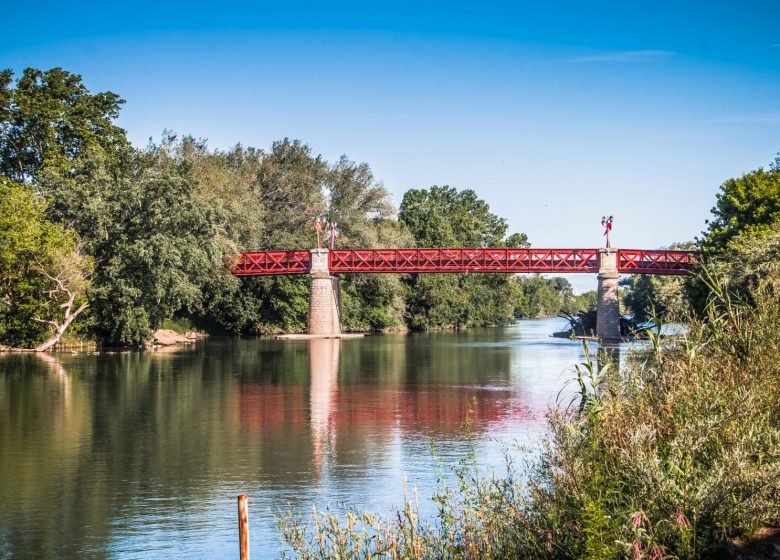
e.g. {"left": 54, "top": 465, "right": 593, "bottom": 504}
{"left": 228, "top": 247, "right": 698, "bottom": 341}
{"left": 231, "top": 248, "right": 697, "bottom": 276}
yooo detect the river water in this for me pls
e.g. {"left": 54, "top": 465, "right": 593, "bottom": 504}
{"left": 0, "top": 318, "right": 610, "bottom": 559}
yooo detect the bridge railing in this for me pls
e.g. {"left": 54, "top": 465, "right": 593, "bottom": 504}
{"left": 230, "top": 250, "right": 311, "bottom": 276}
{"left": 229, "top": 248, "right": 700, "bottom": 275}
{"left": 617, "top": 249, "right": 698, "bottom": 275}
{"left": 329, "top": 248, "right": 601, "bottom": 273}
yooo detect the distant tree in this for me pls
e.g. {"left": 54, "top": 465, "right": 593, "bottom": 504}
{"left": 505, "top": 232, "right": 530, "bottom": 248}
{"left": 0, "top": 67, "right": 129, "bottom": 185}
{"left": 399, "top": 186, "right": 529, "bottom": 329}
{"left": 400, "top": 186, "right": 513, "bottom": 248}
{"left": 0, "top": 178, "right": 91, "bottom": 349}
{"left": 325, "top": 155, "right": 412, "bottom": 331}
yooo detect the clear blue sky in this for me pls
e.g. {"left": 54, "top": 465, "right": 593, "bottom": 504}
{"left": 2, "top": 1, "right": 779, "bottom": 289}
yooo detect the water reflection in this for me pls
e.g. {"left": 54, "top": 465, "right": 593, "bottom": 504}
{"left": 309, "top": 339, "right": 339, "bottom": 473}
{"left": 1, "top": 318, "right": 599, "bottom": 559}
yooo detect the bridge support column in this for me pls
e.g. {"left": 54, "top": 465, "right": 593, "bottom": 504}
{"left": 596, "top": 249, "right": 621, "bottom": 342}
{"left": 308, "top": 249, "right": 342, "bottom": 336}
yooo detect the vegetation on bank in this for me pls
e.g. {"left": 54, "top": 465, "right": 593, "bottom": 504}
{"left": 0, "top": 67, "right": 592, "bottom": 349}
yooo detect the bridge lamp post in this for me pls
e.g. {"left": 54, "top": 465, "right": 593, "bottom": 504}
{"left": 601, "top": 215, "right": 614, "bottom": 249}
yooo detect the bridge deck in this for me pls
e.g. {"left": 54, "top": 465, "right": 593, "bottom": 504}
{"left": 230, "top": 248, "right": 697, "bottom": 276}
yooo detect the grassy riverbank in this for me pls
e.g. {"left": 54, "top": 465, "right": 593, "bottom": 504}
{"left": 277, "top": 276, "right": 780, "bottom": 559}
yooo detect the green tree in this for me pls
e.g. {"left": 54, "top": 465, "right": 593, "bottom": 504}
{"left": 0, "top": 67, "right": 129, "bottom": 185}
{"left": 0, "top": 178, "right": 91, "bottom": 348}
{"left": 399, "top": 186, "right": 529, "bottom": 329}
{"left": 399, "top": 186, "right": 519, "bottom": 248}
{"left": 75, "top": 148, "right": 227, "bottom": 345}
{"left": 702, "top": 162, "right": 780, "bottom": 252}
{"left": 325, "top": 156, "right": 412, "bottom": 331}
{"left": 620, "top": 242, "right": 695, "bottom": 322}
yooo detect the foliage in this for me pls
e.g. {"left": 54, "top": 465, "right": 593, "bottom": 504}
{"left": 399, "top": 186, "right": 525, "bottom": 248}
{"left": 515, "top": 276, "right": 594, "bottom": 319}
{"left": 399, "top": 186, "right": 535, "bottom": 329}
{"left": 701, "top": 161, "right": 780, "bottom": 252}
{"left": 0, "top": 67, "right": 129, "bottom": 185}
{"left": 326, "top": 155, "right": 413, "bottom": 331}
{"left": 69, "top": 147, "right": 227, "bottom": 345}
{"left": 279, "top": 276, "right": 780, "bottom": 559}
{"left": 0, "top": 178, "right": 91, "bottom": 347}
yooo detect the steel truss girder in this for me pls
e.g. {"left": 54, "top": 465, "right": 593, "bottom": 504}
{"left": 616, "top": 249, "right": 698, "bottom": 275}
{"left": 229, "top": 248, "right": 698, "bottom": 276}
{"left": 229, "top": 250, "right": 311, "bottom": 276}
{"left": 328, "top": 248, "right": 601, "bottom": 273}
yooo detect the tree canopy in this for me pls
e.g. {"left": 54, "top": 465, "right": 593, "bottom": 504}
{"left": 0, "top": 68, "right": 129, "bottom": 185}
{"left": 702, "top": 162, "right": 780, "bottom": 252}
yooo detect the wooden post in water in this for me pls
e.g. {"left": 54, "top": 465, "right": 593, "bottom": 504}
{"left": 238, "top": 494, "right": 250, "bottom": 560}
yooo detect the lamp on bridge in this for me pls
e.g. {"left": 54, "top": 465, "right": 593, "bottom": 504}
{"left": 314, "top": 216, "right": 324, "bottom": 248}
{"left": 601, "top": 215, "right": 614, "bottom": 249}
{"left": 328, "top": 222, "right": 339, "bottom": 249}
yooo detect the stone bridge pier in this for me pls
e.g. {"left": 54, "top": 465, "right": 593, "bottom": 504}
{"left": 596, "top": 249, "right": 621, "bottom": 342}
{"left": 306, "top": 247, "right": 623, "bottom": 342}
{"left": 307, "top": 249, "right": 342, "bottom": 336}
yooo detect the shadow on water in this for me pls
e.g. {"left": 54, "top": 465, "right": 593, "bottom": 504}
{"left": 0, "top": 318, "right": 603, "bottom": 559}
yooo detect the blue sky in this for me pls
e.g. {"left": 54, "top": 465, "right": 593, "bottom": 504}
{"left": 2, "top": 1, "right": 779, "bottom": 289}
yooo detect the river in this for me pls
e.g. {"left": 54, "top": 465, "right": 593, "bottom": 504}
{"left": 0, "top": 318, "right": 614, "bottom": 559}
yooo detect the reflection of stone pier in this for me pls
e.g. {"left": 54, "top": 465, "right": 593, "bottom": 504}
{"left": 309, "top": 339, "right": 340, "bottom": 471}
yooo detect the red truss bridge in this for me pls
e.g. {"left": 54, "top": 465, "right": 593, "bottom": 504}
{"left": 230, "top": 248, "right": 698, "bottom": 277}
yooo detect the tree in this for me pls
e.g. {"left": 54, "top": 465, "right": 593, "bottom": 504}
{"left": 0, "top": 178, "right": 91, "bottom": 349}
{"left": 702, "top": 163, "right": 780, "bottom": 252}
{"left": 399, "top": 186, "right": 529, "bottom": 329}
{"left": 72, "top": 148, "right": 227, "bottom": 345}
{"left": 0, "top": 67, "right": 129, "bottom": 185}
{"left": 325, "top": 156, "right": 412, "bottom": 331}
{"left": 399, "top": 186, "right": 513, "bottom": 248}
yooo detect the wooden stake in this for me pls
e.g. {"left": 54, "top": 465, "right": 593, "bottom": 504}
{"left": 238, "top": 494, "right": 250, "bottom": 560}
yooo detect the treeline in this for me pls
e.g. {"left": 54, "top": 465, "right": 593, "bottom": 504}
{"left": 0, "top": 67, "right": 591, "bottom": 349}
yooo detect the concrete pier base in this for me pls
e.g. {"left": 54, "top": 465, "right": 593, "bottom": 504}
{"left": 596, "top": 249, "right": 621, "bottom": 342}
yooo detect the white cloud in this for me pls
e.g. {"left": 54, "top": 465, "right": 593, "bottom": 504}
{"left": 569, "top": 50, "right": 675, "bottom": 63}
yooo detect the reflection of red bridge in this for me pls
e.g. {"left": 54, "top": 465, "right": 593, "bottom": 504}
{"left": 237, "top": 384, "right": 524, "bottom": 429}
{"left": 231, "top": 248, "right": 697, "bottom": 276}
{"left": 228, "top": 247, "right": 698, "bottom": 341}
